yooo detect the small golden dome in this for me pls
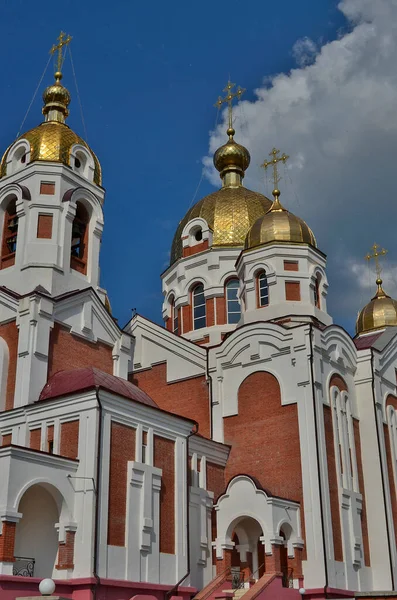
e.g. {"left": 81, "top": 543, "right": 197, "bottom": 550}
{"left": 245, "top": 190, "right": 316, "bottom": 250}
{"left": 42, "top": 73, "right": 71, "bottom": 119}
{"left": 171, "top": 186, "right": 272, "bottom": 264}
{"left": 214, "top": 127, "right": 250, "bottom": 177}
{"left": 0, "top": 69, "right": 102, "bottom": 185}
{"left": 0, "top": 122, "right": 102, "bottom": 185}
{"left": 356, "top": 279, "right": 397, "bottom": 335}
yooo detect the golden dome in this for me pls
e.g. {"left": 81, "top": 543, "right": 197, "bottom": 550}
{"left": 245, "top": 189, "right": 316, "bottom": 250}
{"left": 356, "top": 279, "right": 397, "bottom": 335}
{"left": 0, "top": 122, "right": 102, "bottom": 185}
{"left": 42, "top": 72, "right": 71, "bottom": 120}
{"left": 213, "top": 127, "right": 250, "bottom": 177}
{"left": 0, "top": 69, "right": 101, "bottom": 185}
{"left": 171, "top": 186, "right": 272, "bottom": 264}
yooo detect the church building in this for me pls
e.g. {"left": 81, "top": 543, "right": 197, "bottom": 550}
{"left": 1, "top": 35, "right": 397, "bottom": 600}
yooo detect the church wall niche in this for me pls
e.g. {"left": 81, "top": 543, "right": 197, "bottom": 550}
{"left": 47, "top": 322, "right": 113, "bottom": 378}
{"left": 323, "top": 404, "right": 344, "bottom": 562}
{"left": 154, "top": 435, "right": 175, "bottom": 554}
{"left": 0, "top": 321, "right": 18, "bottom": 411}
{"left": 131, "top": 362, "right": 210, "bottom": 438}
{"left": 223, "top": 371, "right": 306, "bottom": 558}
{"left": 384, "top": 395, "right": 397, "bottom": 562}
{"left": 353, "top": 419, "right": 371, "bottom": 566}
{"left": 107, "top": 421, "right": 136, "bottom": 546}
{"left": 60, "top": 419, "right": 79, "bottom": 459}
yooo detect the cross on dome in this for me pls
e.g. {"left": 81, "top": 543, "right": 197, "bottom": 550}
{"left": 261, "top": 147, "right": 289, "bottom": 193}
{"left": 214, "top": 80, "right": 246, "bottom": 135}
{"left": 50, "top": 31, "right": 72, "bottom": 80}
{"left": 365, "top": 242, "right": 388, "bottom": 283}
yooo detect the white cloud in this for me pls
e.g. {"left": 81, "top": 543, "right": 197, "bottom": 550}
{"left": 204, "top": 0, "right": 397, "bottom": 332}
{"left": 292, "top": 37, "right": 318, "bottom": 67}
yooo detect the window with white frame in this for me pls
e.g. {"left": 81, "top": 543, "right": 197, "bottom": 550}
{"left": 257, "top": 270, "right": 269, "bottom": 307}
{"left": 226, "top": 279, "right": 241, "bottom": 324}
{"left": 192, "top": 284, "right": 206, "bottom": 329}
{"left": 330, "top": 386, "right": 358, "bottom": 492}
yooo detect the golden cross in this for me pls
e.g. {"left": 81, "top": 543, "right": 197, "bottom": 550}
{"left": 365, "top": 243, "right": 388, "bottom": 280}
{"left": 214, "top": 80, "right": 246, "bottom": 130}
{"left": 261, "top": 148, "right": 289, "bottom": 191}
{"left": 50, "top": 31, "right": 72, "bottom": 74}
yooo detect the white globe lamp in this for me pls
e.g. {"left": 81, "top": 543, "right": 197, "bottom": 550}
{"left": 39, "top": 579, "right": 56, "bottom": 596}
{"left": 299, "top": 589, "right": 306, "bottom": 596}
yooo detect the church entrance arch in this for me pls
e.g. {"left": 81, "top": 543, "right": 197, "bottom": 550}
{"left": 14, "top": 483, "right": 64, "bottom": 578}
{"left": 226, "top": 516, "right": 265, "bottom": 585}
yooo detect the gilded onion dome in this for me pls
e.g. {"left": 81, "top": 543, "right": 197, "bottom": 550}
{"left": 170, "top": 126, "right": 272, "bottom": 263}
{"left": 245, "top": 189, "right": 316, "bottom": 250}
{"left": 0, "top": 71, "right": 101, "bottom": 185}
{"left": 356, "top": 279, "right": 397, "bottom": 335}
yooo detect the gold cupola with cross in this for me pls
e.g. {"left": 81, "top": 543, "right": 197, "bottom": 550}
{"left": 245, "top": 148, "right": 316, "bottom": 250}
{"left": 356, "top": 244, "right": 397, "bottom": 335}
{"left": 170, "top": 80, "right": 271, "bottom": 263}
{"left": 0, "top": 32, "right": 101, "bottom": 185}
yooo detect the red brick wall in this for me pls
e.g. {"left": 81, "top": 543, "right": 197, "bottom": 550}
{"left": 0, "top": 320, "right": 18, "bottom": 411}
{"left": 60, "top": 420, "right": 79, "bottom": 459}
{"left": 284, "top": 261, "right": 299, "bottom": 271}
{"left": 353, "top": 418, "right": 370, "bottom": 566}
{"left": 107, "top": 422, "right": 136, "bottom": 546}
{"left": 37, "top": 214, "right": 53, "bottom": 239}
{"left": 206, "top": 298, "right": 215, "bottom": 327}
{"left": 56, "top": 530, "right": 75, "bottom": 570}
{"left": 285, "top": 281, "right": 301, "bottom": 301}
{"left": 206, "top": 462, "right": 225, "bottom": 502}
{"left": 182, "top": 240, "right": 209, "bottom": 257}
{"left": 154, "top": 435, "right": 175, "bottom": 554}
{"left": 2, "top": 433, "right": 11, "bottom": 446}
{"left": 40, "top": 182, "right": 55, "bottom": 195}
{"left": 182, "top": 305, "right": 192, "bottom": 334}
{"left": 223, "top": 372, "right": 306, "bottom": 557}
{"left": 0, "top": 521, "right": 16, "bottom": 562}
{"left": 224, "top": 372, "right": 303, "bottom": 499}
{"left": 329, "top": 374, "right": 348, "bottom": 392}
{"left": 30, "top": 428, "right": 41, "bottom": 451}
{"left": 216, "top": 296, "right": 226, "bottom": 326}
{"left": 384, "top": 419, "right": 397, "bottom": 563}
{"left": 131, "top": 363, "right": 210, "bottom": 437}
{"left": 323, "top": 405, "right": 343, "bottom": 562}
{"left": 48, "top": 322, "right": 113, "bottom": 377}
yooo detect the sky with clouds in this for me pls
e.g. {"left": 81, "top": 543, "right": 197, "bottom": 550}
{"left": 0, "top": 0, "right": 395, "bottom": 334}
{"left": 206, "top": 0, "right": 397, "bottom": 333}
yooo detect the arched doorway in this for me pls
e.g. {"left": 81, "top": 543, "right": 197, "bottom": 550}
{"left": 14, "top": 484, "right": 61, "bottom": 578}
{"left": 227, "top": 517, "right": 265, "bottom": 586}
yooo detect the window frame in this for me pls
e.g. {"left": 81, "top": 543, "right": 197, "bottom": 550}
{"left": 257, "top": 270, "right": 269, "bottom": 308}
{"left": 225, "top": 278, "right": 241, "bottom": 324}
{"left": 192, "top": 283, "right": 206, "bottom": 330}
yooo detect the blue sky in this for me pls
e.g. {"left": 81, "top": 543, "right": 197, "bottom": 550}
{"left": 0, "top": 1, "right": 378, "bottom": 331}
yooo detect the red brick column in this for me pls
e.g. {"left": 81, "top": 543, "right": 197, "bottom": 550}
{"left": 56, "top": 528, "right": 76, "bottom": 570}
{"left": 266, "top": 544, "right": 282, "bottom": 574}
{"left": 0, "top": 521, "right": 16, "bottom": 563}
{"left": 290, "top": 546, "right": 303, "bottom": 579}
{"left": 216, "top": 547, "right": 232, "bottom": 575}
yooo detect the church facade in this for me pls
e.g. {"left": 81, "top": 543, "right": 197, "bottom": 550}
{"left": 1, "top": 42, "right": 397, "bottom": 600}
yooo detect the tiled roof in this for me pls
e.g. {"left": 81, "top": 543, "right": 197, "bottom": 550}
{"left": 354, "top": 331, "right": 383, "bottom": 350}
{"left": 39, "top": 367, "right": 158, "bottom": 407}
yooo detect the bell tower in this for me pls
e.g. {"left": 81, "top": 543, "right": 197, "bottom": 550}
{"left": 0, "top": 33, "right": 105, "bottom": 300}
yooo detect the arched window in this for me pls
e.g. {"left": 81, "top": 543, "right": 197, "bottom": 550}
{"left": 1, "top": 198, "right": 18, "bottom": 269}
{"left": 170, "top": 296, "right": 179, "bottom": 335}
{"left": 192, "top": 284, "right": 206, "bottom": 330}
{"left": 257, "top": 271, "right": 269, "bottom": 307}
{"left": 226, "top": 279, "right": 241, "bottom": 324}
{"left": 314, "top": 274, "right": 321, "bottom": 308}
{"left": 330, "top": 387, "right": 357, "bottom": 492}
{"left": 71, "top": 202, "right": 89, "bottom": 274}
